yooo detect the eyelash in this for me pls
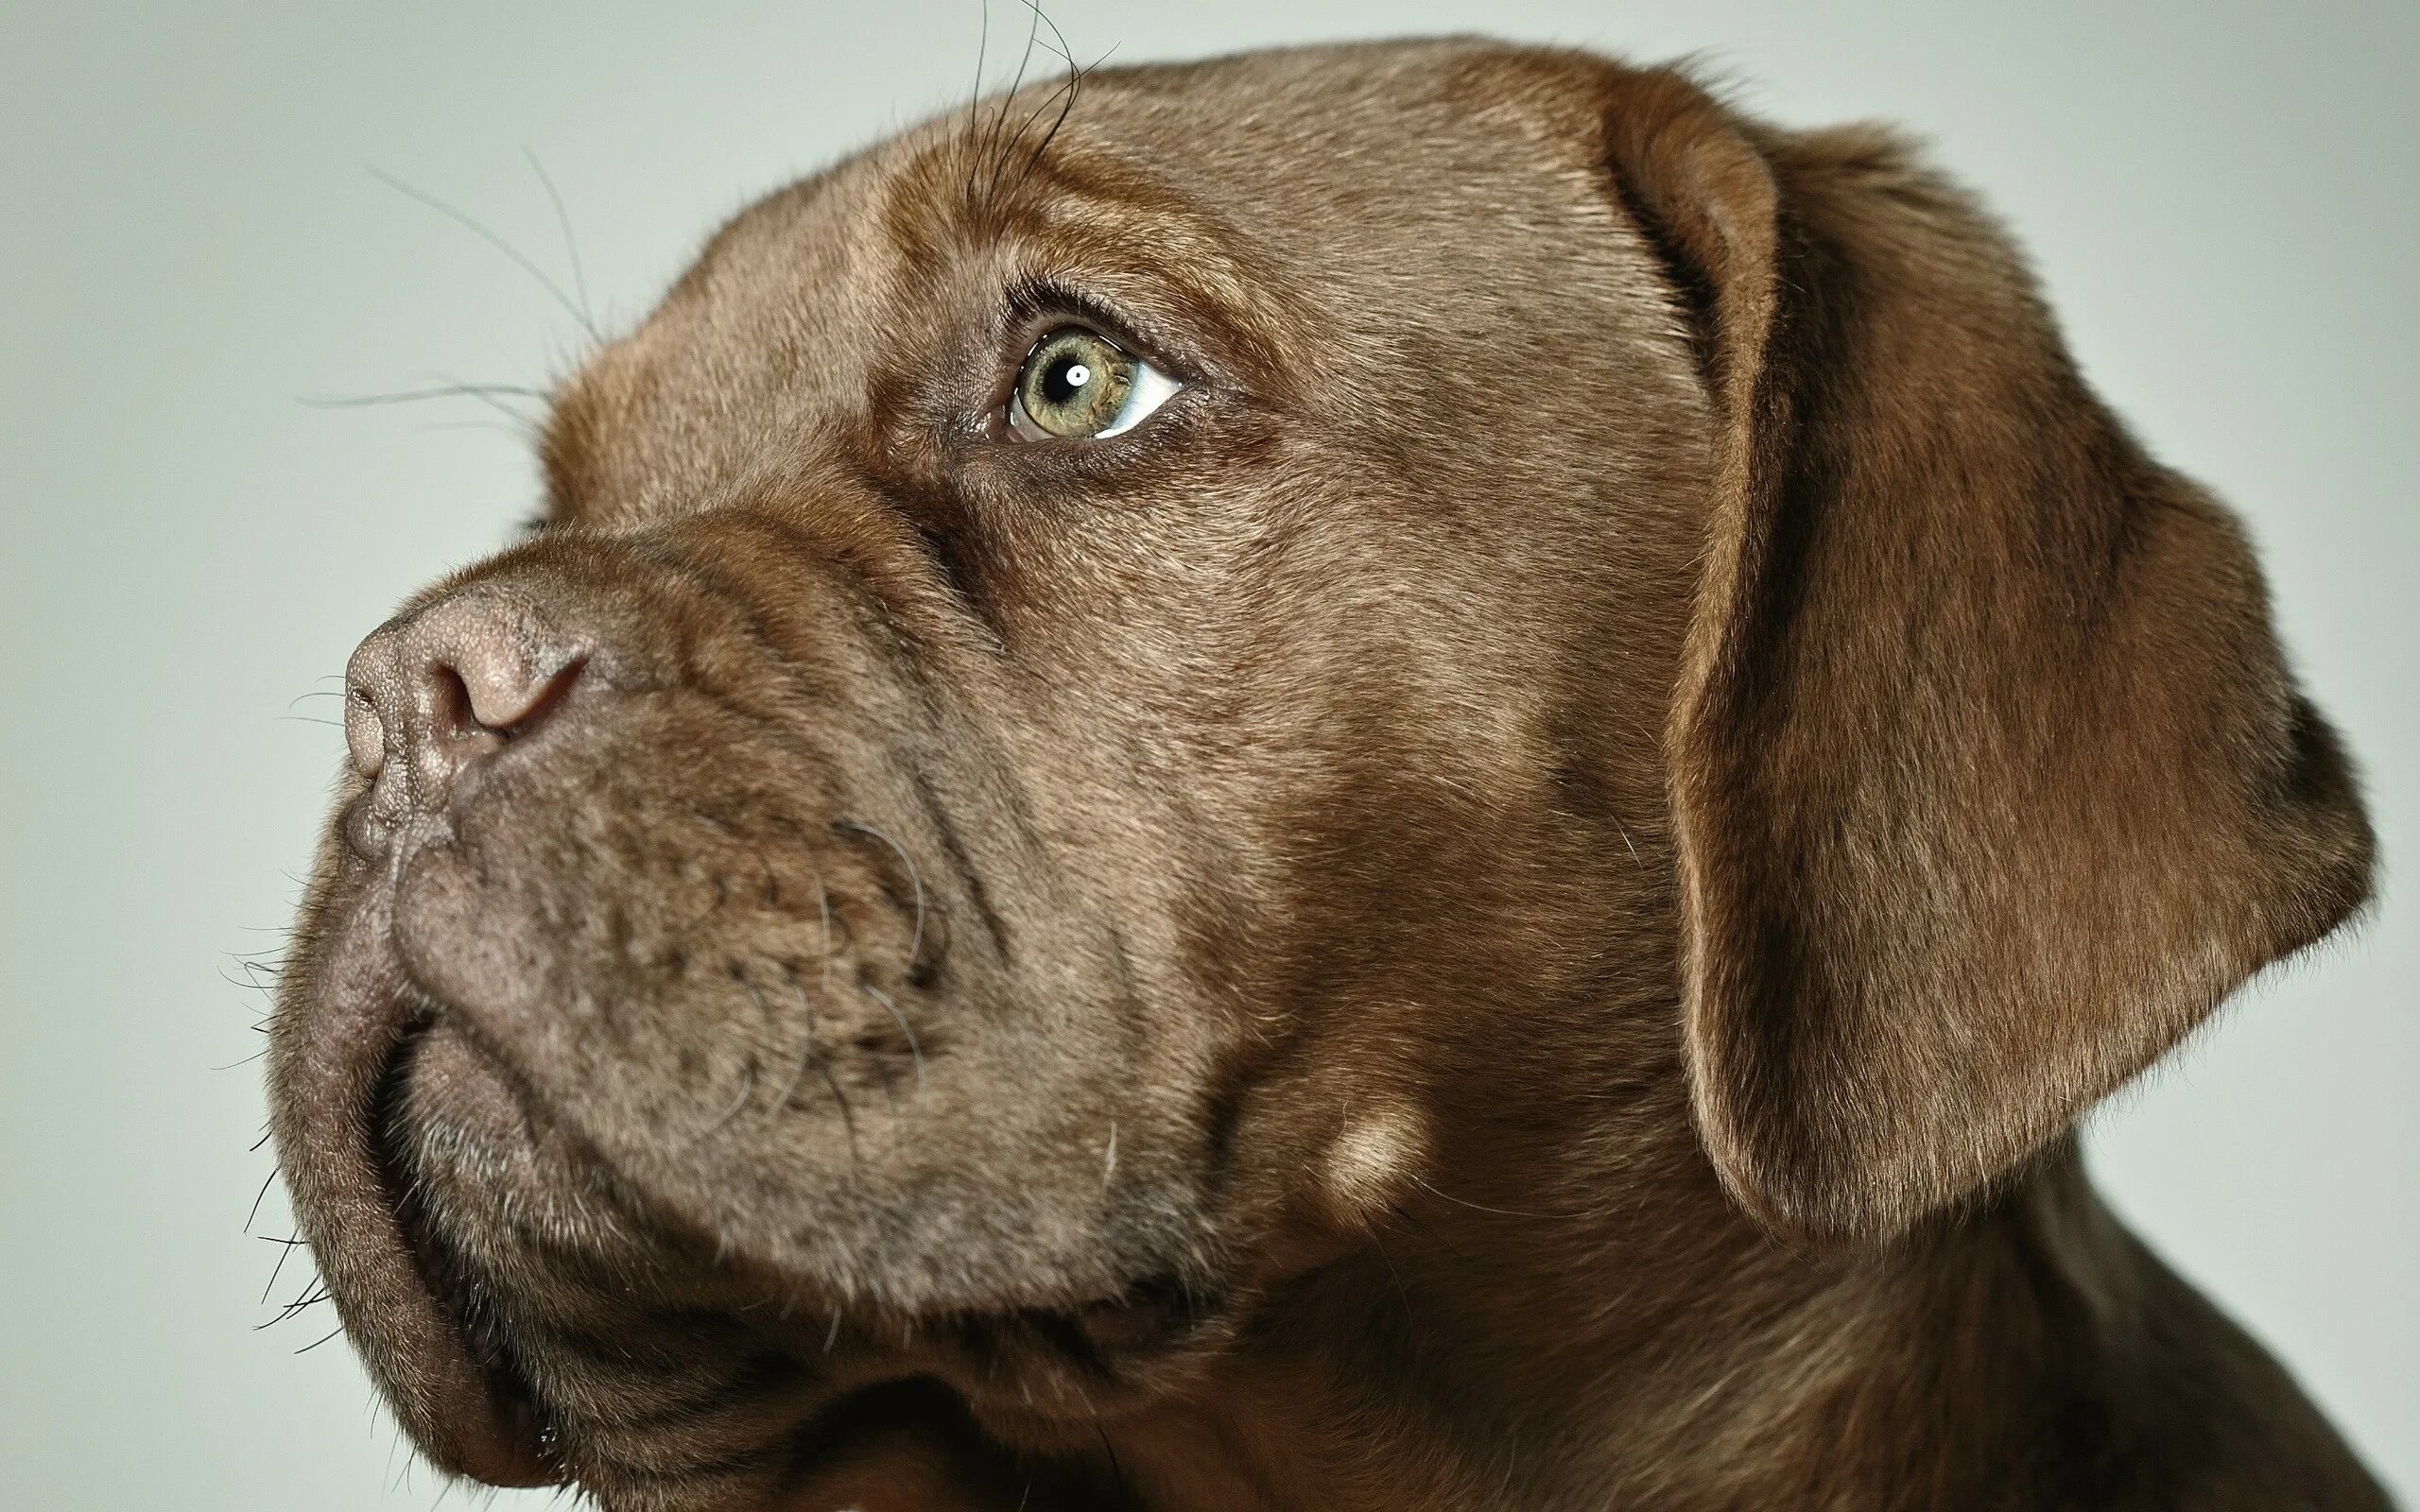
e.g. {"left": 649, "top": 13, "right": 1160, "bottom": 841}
{"left": 1000, "top": 278, "right": 1195, "bottom": 369}
{"left": 953, "top": 282, "right": 1217, "bottom": 453}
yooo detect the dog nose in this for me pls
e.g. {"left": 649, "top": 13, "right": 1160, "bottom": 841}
{"left": 344, "top": 588, "right": 589, "bottom": 808}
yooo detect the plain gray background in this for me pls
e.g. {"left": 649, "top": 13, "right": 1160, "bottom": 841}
{"left": 3, "top": 2, "right": 2411, "bottom": 1506}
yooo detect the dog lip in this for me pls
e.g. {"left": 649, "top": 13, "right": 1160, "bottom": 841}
{"left": 268, "top": 883, "right": 560, "bottom": 1489}
{"left": 371, "top": 1027, "right": 563, "bottom": 1478}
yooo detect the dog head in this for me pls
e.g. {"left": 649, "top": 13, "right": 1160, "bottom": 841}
{"left": 267, "top": 39, "right": 2371, "bottom": 1509}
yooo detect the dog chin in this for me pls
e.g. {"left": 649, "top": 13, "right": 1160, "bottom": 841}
{"left": 282, "top": 924, "right": 1206, "bottom": 1505}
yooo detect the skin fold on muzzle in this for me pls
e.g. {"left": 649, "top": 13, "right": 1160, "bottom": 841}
{"left": 275, "top": 515, "right": 1224, "bottom": 1503}
{"left": 267, "top": 36, "right": 2387, "bottom": 1512}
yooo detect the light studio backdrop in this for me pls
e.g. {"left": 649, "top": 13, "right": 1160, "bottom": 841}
{"left": 3, "top": 3, "right": 2411, "bottom": 1505}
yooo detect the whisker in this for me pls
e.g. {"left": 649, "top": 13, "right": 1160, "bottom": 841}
{"left": 1347, "top": 1190, "right": 1415, "bottom": 1316}
{"left": 1016, "top": 60, "right": 1085, "bottom": 193}
{"left": 1406, "top": 1174, "right": 1557, "bottom": 1221}
{"left": 259, "top": 1233, "right": 308, "bottom": 1303}
{"left": 296, "top": 1324, "right": 347, "bottom": 1354}
{"left": 245, "top": 1165, "right": 281, "bottom": 1234}
{"left": 413, "top": 419, "right": 535, "bottom": 439}
{"left": 1387, "top": 1203, "right": 1475, "bottom": 1267}
{"left": 770, "top": 968, "right": 821, "bottom": 1115}
{"left": 1096, "top": 1424, "right": 1128, "bottom": 1501}
{"left": 984, "top": 13, "right": 1042, "bottom": 205}
{"left": 963, "top": 0, "right": 992, "bottom": 196}
{"left": 1004, "top": 5, "right": 1096, "bottom": 197}
{"left": 300, "top": 381, "right": 550, "bottom": 410}
{"left": 976, "top": 0, "right": 1046, "bottom": 212}
{"left": 521, "top": 146, "right": 594, "bottom": 332}
{"left": 856, "top": 981, "right": 926, "bottom": 1097}
{"left": 709, "top": 1058, "right": 757, "bottom": 1131}
{"left": 302, "top": 377, "right": 545, "bottom": 441}
{"left": 258, "top": 1280, "right": 333, "bottom": 1330}
{"left": 1614, "top": 819, "right": 1644, "bottom": 871}
{"left": 817, "top": 1058, "right": 861, "bottom": 1176}
{"left": 217, "top": 964, "right": 278, "bottom": 994}
{"left": 832, "top": 818, "right": 925, "bottom": 971}
{"left": 368, "top": 166, "right": 603, "bottom": 344}
{"left": 687, "top": 979, "right": 761, "bottom": 1143}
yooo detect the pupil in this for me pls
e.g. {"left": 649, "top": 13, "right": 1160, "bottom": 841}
{"left": 1044, "top": 354, "right": 1090, "bottom": 404}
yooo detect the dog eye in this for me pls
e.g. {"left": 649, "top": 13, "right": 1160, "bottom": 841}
{"left": 1007, "top": 326, "right": 1181, "bottom": 441}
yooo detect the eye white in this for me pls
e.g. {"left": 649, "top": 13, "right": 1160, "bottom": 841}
{"left": 1092, "top": 357, "right": 1183, "bottom": 438}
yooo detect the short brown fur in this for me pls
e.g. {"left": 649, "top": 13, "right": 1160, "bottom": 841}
{"left": 268, "top": 39, "right": 2390, "bottom": 1511}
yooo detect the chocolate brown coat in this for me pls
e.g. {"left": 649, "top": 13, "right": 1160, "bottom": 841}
{"left": 267, "top": 38, "right": 2391, "bottom": 1511}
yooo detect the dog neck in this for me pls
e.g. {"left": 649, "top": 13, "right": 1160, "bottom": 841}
{"left": 1092, "top": 1133, "right": 2294, "bottom": 1512}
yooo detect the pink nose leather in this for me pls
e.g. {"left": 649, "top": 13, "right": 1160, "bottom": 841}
{"left": 342, "top": 589, "right": 587, "bottom": 816}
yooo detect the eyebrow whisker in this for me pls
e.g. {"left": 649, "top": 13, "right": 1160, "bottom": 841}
{"left": 368, "top": 166, "right": 603, "bottom": 346}
{"left": 987, "top": 2, "right": 1079, "bottom": 206}
{"left": 1017, "top": 37, "right": 1116, "bottom": 197}
{"left": 971, "top": 0, "right": 1046, "bottom": 215}
{"left": 963, "top": 0, "right": 992, "bottom": 193}
{"left": 521, "top": 146, "right": 595, "bottom": 335}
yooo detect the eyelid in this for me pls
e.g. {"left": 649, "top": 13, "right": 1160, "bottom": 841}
{"left": 1001, "top": 276, "right": 1205, "bottom": 386}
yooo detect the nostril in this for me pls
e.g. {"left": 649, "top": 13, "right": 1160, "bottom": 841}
{"left": 427, "top": 663, "right": 497, "bottom": 751}
{"left": 443, "top": 646, "right": 586, "bottom": 740}
{"left": 344, "top": 591, "right": 591, "bottom": 810}
{"left": 345, "top": 683, "right": 386, "bottom": 778}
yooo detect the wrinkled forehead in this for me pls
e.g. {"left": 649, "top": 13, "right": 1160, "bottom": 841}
{"left": 541, "top": 40, "right": 1611, "bottom": 518}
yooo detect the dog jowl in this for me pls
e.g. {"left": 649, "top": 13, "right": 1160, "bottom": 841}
{"left": 268, "top": 39, "right": 2388, "bottom": 1512}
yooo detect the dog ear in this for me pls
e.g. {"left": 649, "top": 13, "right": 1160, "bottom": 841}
{"left": 1600, "top": 69, "right": 2375, "bottom": 1242}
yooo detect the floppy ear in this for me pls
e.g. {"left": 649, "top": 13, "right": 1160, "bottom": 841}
{"left": 1601, "top": 70, "right": 2376, "bottom": 1242}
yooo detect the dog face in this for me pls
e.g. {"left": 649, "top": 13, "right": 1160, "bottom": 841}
{"left": 268, "top": 39, "right": 2370, "bottom": 1510}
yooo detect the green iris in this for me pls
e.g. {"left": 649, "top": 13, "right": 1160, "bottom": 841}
{"left": 1015, "top": 327, "right": 1137, "bottom": 438}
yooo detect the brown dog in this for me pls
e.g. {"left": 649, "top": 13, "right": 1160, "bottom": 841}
{"left": 267, "top": 38, "right": 2393, "bottom": 1511}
